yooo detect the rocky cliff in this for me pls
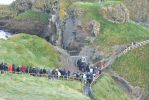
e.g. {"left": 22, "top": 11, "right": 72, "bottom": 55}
{"left": 47, "top": 0, "right": 101, "bottom": 54}
{"left": 124, "top": 0, "right": 149, "bottom": 24}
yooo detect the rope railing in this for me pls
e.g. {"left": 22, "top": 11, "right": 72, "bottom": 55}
{"left": 0, "top": 39, "right": 148, "bottom": 99}
{"left": 0, "top": 70, "right": 95, "bottom": 82}
{"left": 89, "top": 39, "right": 149, "bottom": 100}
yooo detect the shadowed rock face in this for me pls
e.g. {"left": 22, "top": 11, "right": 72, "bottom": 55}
{"left": 124, "top": 0, "right": 149, "bottom": 24}
{"left": 99, "top": 3, "right": 129, "bottom": 23}
{"left": 62, "top": 9, "right": 100, "bottom": 53}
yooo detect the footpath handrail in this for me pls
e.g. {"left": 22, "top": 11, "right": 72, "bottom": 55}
{"left": 0, "top": 40, "right": 148, "bottom": 99}
{"left": 100, "top": 40, "right": 149, "bottom": 72}
{"left": 89, "top": 39, "right": 149, "bottom": 100}
{"left": 0, "top": 71, "right": 95, "bottom": 82}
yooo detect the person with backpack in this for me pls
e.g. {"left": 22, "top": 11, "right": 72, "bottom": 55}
{"left": 0, "top": 63, "right": 4, "bottom": 74}
{"left": 47, "top": 69, "right": 51, "bottom": 79}
{"left": 12, "top": 64, "right": 16, "bottom": 73}
{"left": 4, "top": 63, "right": 8, "bottom": 72}
{"left": 16, "top": 66, "right": 20, "bottom": 73}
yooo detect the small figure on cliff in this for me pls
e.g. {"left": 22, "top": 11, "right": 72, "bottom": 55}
{"left": 99, "top": 0, "right": 105, "bottom": 3}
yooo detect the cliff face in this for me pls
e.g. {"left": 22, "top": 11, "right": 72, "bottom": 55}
{"left": 124, "top": 0, "right": 149, "bottom": 24}
{"left": 99, "top": 3, "right": 129, "bottom": 23}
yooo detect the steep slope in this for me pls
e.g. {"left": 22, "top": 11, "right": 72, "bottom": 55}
{"left": 69, "top": 2, "right": 149, "bottom": 52}
{"left": 0, "top": 33, "right": 60, "bottom": 68}
{"left": 92, "top": 73, "right": 130, "bottom": 100}
{"left": 0, "top": 73, "right": 90, "bottom": 100}
{"left": 112, "top": 45, "right": 149, "bottom": 91}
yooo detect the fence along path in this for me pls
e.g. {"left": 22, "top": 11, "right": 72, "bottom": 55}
{"left": 101, "top": 39, "right": 149, "bottom": 71}
{"left": 1, "top": 40, "right": 149, "bottom": 99}
{"left": 89, "top": 39, "right": 149, "bottom": 99}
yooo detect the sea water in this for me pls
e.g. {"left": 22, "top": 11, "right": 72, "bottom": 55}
{"left": 0, "top": 30, "right": 11, "bottom": 40}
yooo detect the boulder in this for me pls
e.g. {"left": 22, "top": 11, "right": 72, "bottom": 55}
{"left": 99, "top": 3, "right": 129, "bottom": 23}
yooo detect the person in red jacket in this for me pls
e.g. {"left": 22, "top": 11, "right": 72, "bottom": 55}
{"left": 8, "top": 64, "right": 13, "bottom": 73}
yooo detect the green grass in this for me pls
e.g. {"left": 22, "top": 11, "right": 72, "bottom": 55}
{"left": 0, "top": 33, "right": 60, "bottom": 68}
{"left": 0, "top": 73, "right": 90, "bottom": 100}
{"left": 112, "top": 45, "right": 149, "bottom": 91}
{"left": 93, "top": 73, "right": 130, "bottom": 100}
{"left": 71, "top": 2, "right": 149, "bottom": 52}
{"left": 15, "top": 10, "right": 49, "bottom": 24}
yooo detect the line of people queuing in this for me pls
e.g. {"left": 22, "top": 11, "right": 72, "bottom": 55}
{"left": 0, "top": 63, "right": 72, "bottom": 79}
{"left": 0, "top": 60, "right": 103, "bottom": 84}
{"left": 0, "top": 62, "right": 96, "bottom": 83}
{"left": 77, "top": 59, "right": 103, "bottom": 84}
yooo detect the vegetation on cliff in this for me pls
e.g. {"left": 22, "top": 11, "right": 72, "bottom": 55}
{"left": 15, "top": 10, "right": 49, "bottom": 24}
{"left": 70, "top": 2, "right": 149, "bottom": 53}
{"left": 0, "top": 33, "right": 60, "bottom": 67}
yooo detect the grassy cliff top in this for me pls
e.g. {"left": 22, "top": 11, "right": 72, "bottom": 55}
{"left": 0, "top": 33, "right": 60, "bottom": 68}
{"left": 112, "top": 45, "right": 149, "bottom": 91}
{"left": 70, "top": 1, "right": 149, "bottom": 52}
{"left": 93, "top": 73, "right": 130, "bottom": 100}
{"left": 15, "top": 10, "right": 49, "bottom": 24}
{"left": 0, "top": 73, "right": 90, "bottom": 100}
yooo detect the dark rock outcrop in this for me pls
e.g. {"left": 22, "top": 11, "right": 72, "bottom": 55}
{"left": 0, "top": 20, "right": 48, "bottom": 37}
{"left": 62, "top": 9, "right": 100, "bottom": 53}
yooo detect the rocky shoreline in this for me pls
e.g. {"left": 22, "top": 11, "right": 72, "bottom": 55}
{"left": 0, "top": 19, "right": 48, "bottom": 38}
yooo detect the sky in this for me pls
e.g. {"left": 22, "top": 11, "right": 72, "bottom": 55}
{"left": 0, "top": 0, "right": 16, "bottom": 5}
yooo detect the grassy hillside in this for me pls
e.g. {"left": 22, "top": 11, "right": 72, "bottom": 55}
{"left": 70, "top": 2, "right": 149, "bottom": 52}
{"left": 0, "top": 33, "right": 60, "bottom": 68}
{"left": 15, "top": 10, "right": 49, "bottom": 24}
{"left": 112, "top": 45, "right": 149, "bottom": 91}
{"left": 0, "top": 73, "right": 90, "bottom": 100}
{"left": 93, "top": 73, "right": 130, "bottom": 100}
